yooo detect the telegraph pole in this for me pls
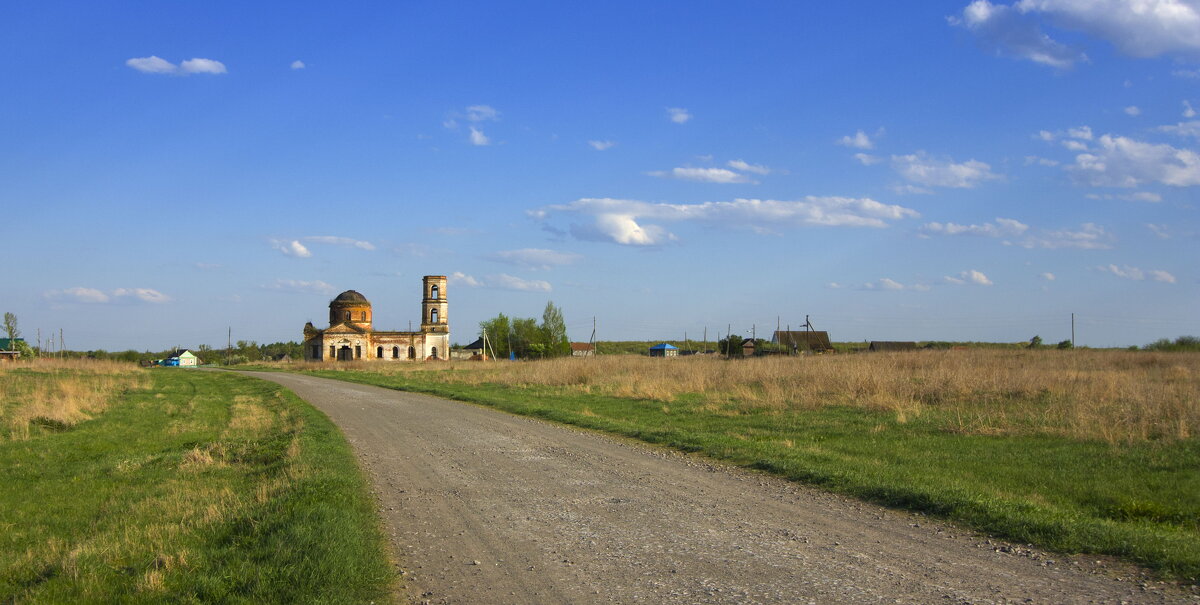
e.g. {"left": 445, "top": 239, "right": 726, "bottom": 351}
{"left": 1071, "top": 313, "right": 1075, "bottom": 347}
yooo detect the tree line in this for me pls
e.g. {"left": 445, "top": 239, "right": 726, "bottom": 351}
{"left": 477, "top": 301, "right": 571, "bottom": 359}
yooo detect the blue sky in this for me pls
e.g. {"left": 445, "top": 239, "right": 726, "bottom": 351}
{"left": 2, "top": 1, "right": 1198, "bottom": 350}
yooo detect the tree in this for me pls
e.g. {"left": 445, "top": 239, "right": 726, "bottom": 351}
{"left": 718, "top": 334, "right": 744, "bottom": 357}
{"left": 1028, "top": 335, "right": 1043, "bottom": 349}
{"left": 511, "top": 317, "right": 542, "bottom": 358}
{"left": 3, "top": 312, "right": 18, "bottom": 342}
{"left": 540, "top": 301, "right": 571, "bottom": 358}
{"left": 480, "top": 313, "right": 512, "bottom": 359}
{"left": 1056, "top": 339, "right": 1073, "bottom": 350}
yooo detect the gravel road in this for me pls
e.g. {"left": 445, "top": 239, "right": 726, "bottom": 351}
{"left": 244, "top": 371, "right": 1195, "bottom": 604}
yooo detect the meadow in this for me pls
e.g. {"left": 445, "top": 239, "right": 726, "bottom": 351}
{"left": 274, "top": 349, "right": 1200, "bottom": 581}
{"left": 0, "top": 360, "right": 394, "bottom": 602}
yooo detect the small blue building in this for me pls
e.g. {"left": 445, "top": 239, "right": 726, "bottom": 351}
{"left": 648, "top": 343, "right": 679, "bottom": 358}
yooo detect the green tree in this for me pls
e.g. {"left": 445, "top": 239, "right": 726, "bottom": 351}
{"left": 480, "top": 313, "right": 512, "bottom": 359}
{"left": 1056, "top": 339, "right": 1073, "bottom": 350}
{"left": 511, "top": 317, "right": 543, "bottom": 359}
{"left": 1028, "top": 335, "right": 1043, "bottom": 349}
{"left": 3, "top": 312, "right": 19, "bottom": 343}
{"left": 540, "top": 301, "right": 571, "bottom": 358}
{"left": 718, "top": 334, "right": 744, "bottom": 357}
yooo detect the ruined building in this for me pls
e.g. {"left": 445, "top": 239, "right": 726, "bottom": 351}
{"left": 302, "top": 275, "right": 449, "bottom": 362}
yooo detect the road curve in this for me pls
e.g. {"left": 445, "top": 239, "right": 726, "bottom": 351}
{"left": 243, "top": 371, "right": 1191, "bottom": 605}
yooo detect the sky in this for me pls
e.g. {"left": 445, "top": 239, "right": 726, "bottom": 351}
{"left": 2, "top": 1, "right": 1198, "bottom": 351}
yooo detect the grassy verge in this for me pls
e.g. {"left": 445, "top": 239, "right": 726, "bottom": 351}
{"left": 0, "top": 362, "right": 395, "bottom": 603}
{"left": 259, "top": 353, "right": 1200, "bottom": 583}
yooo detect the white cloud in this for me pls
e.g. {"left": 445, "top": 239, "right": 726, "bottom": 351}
{"left": 1025, "top": 155, "right": 1060, "bottom": 166}
{"left": 45, "top": 286, "right": 170, "bottom": 304}
{"left": 1068, "top": 134, "right": 1200, "bottom": 187}
{"left": 1185, "top": 100, "right": 1197, "bottom": 118}
{"left": 856, "top": 278, "right": 931, "bottom": 291}
{"left": 1012, "top": 0, "right": 1200, "bottom": 58}
{"left": 944, "top": 269, "right": 994, "bottom": 286}
{"left": 490, "top": 248, "right": 581, "bottom": 270}
{"left": 1085, "top": 191, "right": 1163, "bottom": 202}
{"left": 266, "top": 279, "right": 335, "bottom": 294}
{"left": 855, "top": 153, "right": 882, "bottom": 166}
{"left": 291, "top": 60, "right": 306, "bottom": 70}
{"left": 1040, "top": 272, "right": 1056, "bottom": 281}
{"left": 1124, "top": 105, "right": 1141, "bottom": 116}
{"left": 950, "top": 0, "right": 1086, "bottom": 68}
{"left": 1067, "top": 125, "right": 1093, "bottom": 140}
{"left": 125, "top": 56, "right": 177, "bottom": 74}
{"left": 1147, "top": 223, "right": 1171, "bottom": 238}
{"left": 533, "top": 196, "right": 920, "bottom": 246}
{"left": 1062, "top": 139, "right": 1090, "bottom": 151}
{"left": 649, "top": 167, "right": 753, "bottom": 184}
{"left": 273, "top": 239, "right": 312, "bottom": 258}
{"left": 892, "top": 152, "right": 1001, "bottom": 188}
{"left": 466, "top": 105, "right": 499, "bottom": 122}
{"left": 837, "top": 130, "right": 875, "bottom": 149}
{"left": 667, "top": 107, "right": 692, "bottom": 124}
{"left": 588, "top": 140, "right": 616, "bottom": 151}
{"left": 921, "top": 217, "right": 1030, "bottom": 237}
{"left": 302, "top": 236, "right": 376, "bottom": 250}
{"left": 1177, "top": 68, "right": 1200, "bottom": 79}
{"left": 127, "top": 56, "right": 227, "bottom": 75}
{"left": 1020, "top": 222, "right": 1113, "bottom": 249}
{"left": 1157, "top": 120, "right": 1200, "bottom": 139}
{"left": 180, "top": 58, "right": 227, "bottom": 74}
{"left": 1037, "top": 130, "right": 1057, "bottom": 141}
{"left": 469, "top": 126, "right": 490, "bottom": 146}
{"left": 450, "top": 272, "right": 551, "bottom": 292}
{"left": 727, "top": 159, "right": 771, "bottom": 175}
{"left": 1098, "top": 264, "right": 1176, "bottom": 283}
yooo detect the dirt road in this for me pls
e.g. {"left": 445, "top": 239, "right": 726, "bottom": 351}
{"left": 244, "top": 371, "right": 1193, "bottom": 604}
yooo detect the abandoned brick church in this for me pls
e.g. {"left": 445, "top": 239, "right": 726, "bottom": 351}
{"left": 302, "top": 275, "right": 449, "bottom": 362}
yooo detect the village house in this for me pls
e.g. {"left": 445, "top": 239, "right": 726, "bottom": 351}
{"left": 303, "top": 276, "right": 449, "bottom": 362}
{"left": 570, "top": 342, "right": 595, "bottom": 357}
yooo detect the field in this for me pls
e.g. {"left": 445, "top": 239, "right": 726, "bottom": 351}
{"left": 0, "top": 360, "right": 394, "bottom": 602}
{"left": 269, "top": 349, "right": 1200, "bottom": 581}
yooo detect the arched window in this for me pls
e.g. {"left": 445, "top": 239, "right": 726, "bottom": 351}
{"left": 431, "top": 309, "right": 439, "bottom": 323}
{"left": 362, "top": 311, "right": 368, "bottom": 321}
{"left": 431, "top": 285, "right": 440, "bottom": 299}
{"left": 431, "top": 346, "right": 438, "bottom": 359}
{"left": 344, "top": 311, "right": 351, "bottom": 321}
{"left": 376, "top": 346, "right": 383, "bottom": 358}
{"left": 392, "top": 346, "right": 399, "bottom": 359}
{"left": 329, "top": 345, "right": 336, "bottom": 359}
{"left": 408, "top": 346, "right": 416, "bottom": 359}
{"left": 355, "top": 346, "right": 361, "bottom": 359}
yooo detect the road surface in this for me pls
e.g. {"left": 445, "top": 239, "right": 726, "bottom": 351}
{"left": 243, "top": 371, "right": 1194, "bottom": 604}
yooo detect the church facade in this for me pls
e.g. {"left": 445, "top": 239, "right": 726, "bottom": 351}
{"left": 302, "top": 275, "right": 450, "bottom": 362}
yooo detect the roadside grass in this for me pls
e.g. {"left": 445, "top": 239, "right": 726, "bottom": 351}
{"left": 262, "top": 350, "right": 1200, "bottom": 582}
{"left": 0, "top": 361, "right": 394, "bottom": 603}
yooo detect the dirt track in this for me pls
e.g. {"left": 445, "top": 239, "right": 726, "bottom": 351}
{"left": 244, "top": 371, "right": 1195, "bottom": 604}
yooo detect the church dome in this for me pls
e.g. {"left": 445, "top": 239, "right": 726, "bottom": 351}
{"left": 332, "top": 290, "right": 370, "bottom": 305}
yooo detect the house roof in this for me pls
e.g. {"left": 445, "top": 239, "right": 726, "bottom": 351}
{"left": 570, "top": 342, "right": 594, "bottom": 352}
{"left": 773, "top": 330, "right": 833, "bottom": 350}
{"left": 332, "top": 290, "right": 370, "bottom": 304}
{"left": 869, "top": 341, "right": 918, "bottom": 351}
{"left": 463, "top": 337, "right": 486, "bottom": 350}
{"left": 166, "top": 349, "right": 197, "bottom": 358}
{"left": 0, "top": 338, "right": 24, "bottom": 349}
{"left": 324, "top": 322, "right": 367, "bottom": 334}
{"left": 649, "top": 343, "right": 678, "bottom": 350}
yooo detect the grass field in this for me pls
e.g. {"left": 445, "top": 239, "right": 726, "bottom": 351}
{"left": 0, "top": 360, "right": 395, "bottom": 603}
{"left": 267, "top": 349, "right": 1200, "bottom": 582}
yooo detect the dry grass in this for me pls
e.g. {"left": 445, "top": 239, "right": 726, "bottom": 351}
{"left": 0, "top": 359, "right": 148, "bottom": 441}
{"left": 282, "top": 349, "right": 1200, "bottom": 443}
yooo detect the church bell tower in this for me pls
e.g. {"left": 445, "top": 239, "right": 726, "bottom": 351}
{"left": 420, "top": 275, "right": 448, "bottom": 333}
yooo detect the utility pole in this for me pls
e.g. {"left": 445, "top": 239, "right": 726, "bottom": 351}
{"left": 591, "top": 316, "right": 597, "bottom": 356}
{"left": 60, "top": 328, "right": 64, "bottom": 357}
{"left": 703, "top": 326, "right": 707, "bottom": 354}
{"left": 727, "top": 323, "right": 732, "bottom": 359}
{"left": 1071, "top": 312, "right": 1075, "bottom": 347}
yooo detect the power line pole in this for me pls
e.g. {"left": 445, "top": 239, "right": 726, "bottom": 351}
{"left": 1071, "top": 312, "right": 1075, "bottom": 347}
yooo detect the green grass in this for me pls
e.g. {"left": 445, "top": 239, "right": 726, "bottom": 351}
{"left": 0, "top": 368, "right": 395, "bottom": 603}
{"left": 288, "top": 366, "right": 1200, "bottom": 583}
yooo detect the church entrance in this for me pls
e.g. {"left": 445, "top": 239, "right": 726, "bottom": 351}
{"left": 337, "top": 346, "right": 353, "bottom": 361}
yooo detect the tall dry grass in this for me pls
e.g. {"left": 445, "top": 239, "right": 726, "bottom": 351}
{"left": 289, "top": 349, "right": 1200, "bottom": 443}
{"left": 0, "top": 359, "right": 148, "bottom": 440}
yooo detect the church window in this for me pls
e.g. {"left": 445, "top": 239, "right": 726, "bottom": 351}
{"left": 408, "top": 346, "right": 416, "bottom": 359}
{"left": 431, "top": 346, "right": 438, "bottom": 359}
{"left": 431, "top": 285, "right": 439, "bottom": 299}
{"left": 344, "top": 311, "right": 351, "bottom": 321}
{"left": 362, "top": 311, "right": 367, "bottom": 321}
{"left": 392, "top": 346, "right": 399, "bottom": 358}
{"left": 355, "top": 346, "right": 361, "bottom": 359}
{"left": 431, "top": 309, "right": 439, "bottom": 323}
{"left": 376, "top": 346, "right": 383, "bottom": 358}
{"left": 312, "top": 345, "right": 320, "bottom": 359}
{"left": 329, "top": 345, "right": 335, "bottom": 358}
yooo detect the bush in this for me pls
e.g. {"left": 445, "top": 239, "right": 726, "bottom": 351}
{"left": 1143, "top": 336, "right": 1200, "bottom": 352}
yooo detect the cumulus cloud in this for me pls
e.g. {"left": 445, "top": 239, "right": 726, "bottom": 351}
{"left": 532, "top": 196, "right": 920, "bottom": 246}
{"left": 466, "top": 105, "right": 499, "bottom": 122}
{"left": 1157, "top": 120, "right": 1200, "bottom": 139}
{"left": 1185, "top": 100, "right": 1197, "bottom": 118}
{"left": 727, "top": 159, "right": 771, "bottom": 175}
{"left": 1125, "top": 105, "right": 1142, "bottom": 116}
{"left": 921, "top": 217, "right": 1029, "bottom": 237}
{"left": 291, "top": 60, "right": 306, "bottom": 70}
{"left": 1067, "top": 125, "right": 1093, "bottom": 140}
{"left": 1098, "top": 264, "right": 1176, "bottom": 283}
{"left": 892, "top": 152, "right": 1001, "bottom": 189}
{"left": 450, "top": 272, "right": 551, "bottom": 292}
{"left": 648, "top": 167, "right": 753, "bottom": 184}
{"left": 1068, "top": 134, "right": 1200, "bottom": 187}
{"left": 1025, "top": 155, "right": 1060, "bottom": 166}
{"left": 45, "top": 286, "right": 171, "bottom": 304}
{"left": 837, "top": 130, "right": 876, "bottom": 149}
{"left": 855, "top": 153, "right": 883, "bottom": 166}
{"left": 856, "top": 278, "right": 931, "bottom": 292}
{"left": 1040, "top": 272, "right": 1056, "bottom": 281}
{"left": 1085, "top": 191, "right": 1162, "bottom": 202}
{"left": 944, "top": 269, "right": 994, "bottom": 286}
{"left": 1020, "top": 222, "right": 1113, "bottom": 249}
{"left": 588, "top": 140, "right": 616, "bottom": 150}
{"left": 469, "top": 126, "right": 490, "bottom": 146}
{"left": 126, "top": 56, "right": 227, "bottom": 75}
{"left": 273, "top": 239, "right": 312, "bottom": 258}
{"left": 265, "top": 279, "right": 335, "bottom": 294}
{"left": 302, "top": 236, "right": 376, "bottom": 250}
{"left": 667, "top": 107, "right": 692, "bottom": 124}
{"left": 950, "top": 0, "right": 1086, "bottom": 68}
{"left": 490, "top": 248, "right": 581, "bottom": 270}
